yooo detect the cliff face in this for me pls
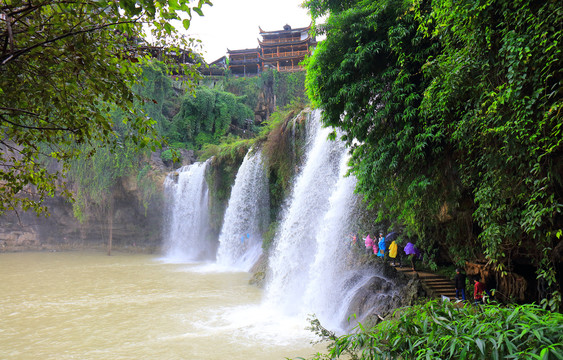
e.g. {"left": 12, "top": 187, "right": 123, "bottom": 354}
{"left": 0, "top": 168, "right": 166, "bottom": 253}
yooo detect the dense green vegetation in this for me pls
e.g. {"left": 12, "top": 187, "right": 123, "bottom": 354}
{"left": 225, "top": 70, "right": 308, "bottom": 112}
{"left": 299, "top": 301, "right": 563, "bottom": 360}
{"left": 171, "top": 87, "right": 254, "bottom": 148}
{"left": 135, "top": 63, "right": 308, "bottom": 152}
{"left": 304, "top": 0, "right": 562, "bottom": 309}
{"left": 0, "top": 0, "right": 210, "bottom": 216}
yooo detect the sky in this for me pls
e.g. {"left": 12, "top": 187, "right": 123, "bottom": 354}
{"left": 185, "top": 0, "right": 313, "bottom": 62}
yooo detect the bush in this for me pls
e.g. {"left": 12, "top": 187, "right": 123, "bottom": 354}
{"left": 160, "top": 149, "right": 181, "bottom": 166}
{"left": 298, "top": 300, "right": 563, "bottom": 360}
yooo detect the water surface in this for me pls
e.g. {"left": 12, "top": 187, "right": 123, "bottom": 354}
{"left": 0, "top": 251, "right": 323, "bottom": 360}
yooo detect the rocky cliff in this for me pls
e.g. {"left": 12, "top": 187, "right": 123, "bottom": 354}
{"left": 0, "top": 151, "right": 180, "bottom": 253}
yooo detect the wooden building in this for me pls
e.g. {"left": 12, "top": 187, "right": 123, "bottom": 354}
{"left": 259, "top": 24, "right": 316, "bottom": 73}
{"left": 227, "top": 48, "right": 261, "bottom": 76}
{"left": 227, "top": 24, "right": 316, "bottom": 76}
{"left": 199, "top": 56, "right": 227, "bottom": 76}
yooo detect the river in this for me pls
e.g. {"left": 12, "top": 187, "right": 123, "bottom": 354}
{"left": 0, "top": 251, "right": 325, "bottom": 360}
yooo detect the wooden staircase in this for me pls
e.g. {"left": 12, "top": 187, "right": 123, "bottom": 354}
{"left": 395, "top": 267, "right": 458, "bottom": 300}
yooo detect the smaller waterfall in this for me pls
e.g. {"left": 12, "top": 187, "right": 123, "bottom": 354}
{"left": 163, "top": 160, "right": 215, "bottom": 262}
{"left": 216, "top": 150, "right": 269, "bottom": 270}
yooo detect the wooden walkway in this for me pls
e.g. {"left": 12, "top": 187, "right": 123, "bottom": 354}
{"left": 395, "top": 266, "right": 457, "bottom": 300}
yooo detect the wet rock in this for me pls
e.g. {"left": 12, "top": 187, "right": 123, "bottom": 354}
{"left": 249, "top": 253, "right": 268, "bottom": 288}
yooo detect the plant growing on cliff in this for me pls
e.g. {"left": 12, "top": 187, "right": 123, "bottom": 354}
{"left": 296, "top": 301, "right": 563, "bottom": 360}
{"left": 172, "top": 87, "right": 255, "bottom": 148}
{"left": 68, "top": 107, "right": 149, "bottom": 255}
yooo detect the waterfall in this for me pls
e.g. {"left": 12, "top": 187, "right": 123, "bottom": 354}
{"left": 216, "top": 149, "right": 269, "bottom": 270}
{"left": 264, "top": 109, "right": 349, "bottom": 314}
{"left": 162, "top": 160, "right": 215, "bottom": 262}
{"left": 263, "top": 109, "right": 389, "bottom": 331}
{"left": 298, "top": 152, "right": 359, "bottom": 327}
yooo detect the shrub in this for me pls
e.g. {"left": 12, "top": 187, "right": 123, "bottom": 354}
{"left": 298, "top": 300, "right": 563, "bottom": 360}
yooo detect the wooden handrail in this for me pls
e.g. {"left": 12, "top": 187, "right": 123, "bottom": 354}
{"left": 261, "top": 37, "right": 302, "bottom": 44}
{"left": 262, "top": 50, "right": 308, "bottom": 59}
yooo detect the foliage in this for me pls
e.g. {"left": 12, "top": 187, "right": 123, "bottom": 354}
{"left": 66, "top": 107, "right": 145, "bottom": 222}
{"left": 225, "top": 69, "right": 308, "bottom": 111}
{"left": 305, "top": 0, "right": 562, "bottom": 307}
{"left": 421, "top": 0, "right": 563, "bottom": 310}
{"left": 225, "top": 75, "right": 265, "bottom": 110}
{"left": 160, "top": 148, "right": 181, "bottom": 166}
{"left": 272, "top": 70, "right": 308, "bottom": 109}
{"left": 261, "top": 221, "right": 279, "bottom": 252}
{"left": 306, "top": 0, "right": 460, "bottom": 264}
{"left": 136, "top": 164, "right": 160, "bottom": 215}
{"left": 134, "top": 61, "right": 180, "bottom": 137}
{"left": 171, "top": 87, "right": 254, "bottom": 148}
{"left": 0, "top": 0, "right": 210, "bottom": 216}
{"left": 260, "top": 108, "right": 306, "bottom": 220}
{"left": 297, "top": 301, "right": 563, "bottom": 360}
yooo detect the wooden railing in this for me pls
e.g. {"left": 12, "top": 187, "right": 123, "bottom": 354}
{"left": 278, "top": 65, "right": 304, "bottom": 72}
{"left": 261, "top": 36, "right": 303, "bottom": 44}
{"left": 262, "top": 50, "right": 308, "bottom": 59}
{"left": 230, "top": 58, "right": 260, "bottom": 65}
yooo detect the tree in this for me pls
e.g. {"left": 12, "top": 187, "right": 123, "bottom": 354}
{"left": 0, "top": 0, "right": 211, "bottom": 216}
{"left": 420, "top": 0, "right": 562, "bottom": 310}
{"left": 305, "top": 0, "right": 562, "bottom": 308}
{"left": 305, "top": 0, "right": 460, "bottom": 260}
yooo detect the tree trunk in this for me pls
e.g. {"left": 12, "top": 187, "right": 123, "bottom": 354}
{"left": 107, "top": 197, "right": 113, "bottom": 256}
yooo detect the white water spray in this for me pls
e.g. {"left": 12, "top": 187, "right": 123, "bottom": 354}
{"left": 162, "top": 160, "right": 215, "bottom": 262}
{"left": 216, "top": 150, "right": 269, "bottom": 270}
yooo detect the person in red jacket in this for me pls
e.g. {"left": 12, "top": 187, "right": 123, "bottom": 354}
{"left": 473, "top": 278, "right": 487, "bottom": 304}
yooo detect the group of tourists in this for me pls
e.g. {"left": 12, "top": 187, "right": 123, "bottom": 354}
{"left": 357, "top": 233, "right": 422, "bottom": 270}
{"left": 353, "top": 233, "right": 490, "bottom": 304}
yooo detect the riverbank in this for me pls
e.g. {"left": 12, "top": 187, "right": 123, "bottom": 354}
{"left": 0, "top": 241, "right": 160, "bottom": 254}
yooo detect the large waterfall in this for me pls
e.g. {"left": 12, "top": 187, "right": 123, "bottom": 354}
{"left": 264, "top": 110, "right": 362, "bottom": 327}
{"left": 162, "top": 160, "right": 215, "bottom": 262}
{"left": 216, "top": 149, "right": 269, "bottom": 270}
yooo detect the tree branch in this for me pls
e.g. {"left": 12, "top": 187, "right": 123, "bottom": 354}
{"left": 1, "top": 17, "right": 142, "bottom": 66}
{"left": 0, "top": 112, "right": 86, "bottom": 133}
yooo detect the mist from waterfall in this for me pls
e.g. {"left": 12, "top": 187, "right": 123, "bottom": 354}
{"left": 216, "top": 149, "right": 269, "bottom": 271}
{"left": 162, "top": 160, "right": 215, "bottom": 262}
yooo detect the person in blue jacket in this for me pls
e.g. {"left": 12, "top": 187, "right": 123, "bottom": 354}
{"left": 377, "top": 233, "right": 386, "bottom": 257}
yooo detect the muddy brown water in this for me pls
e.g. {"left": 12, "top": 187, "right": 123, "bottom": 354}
{"left": 0, "top": 251, "right": 325, "bottom": 359}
